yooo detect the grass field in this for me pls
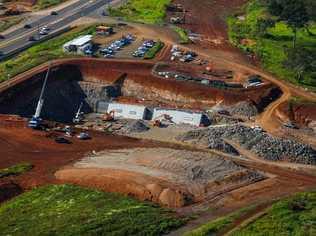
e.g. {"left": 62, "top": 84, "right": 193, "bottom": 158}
{"left": 184, "top": 205, "right": 258, "bottom": 236}
{"left": 0, "top": 184, "right": 185, "bottom": 235}
{"left": 0, "top": 16, "right": 24, "bottom": 33}
{"left": 186, "top": 191, "right": 316, "bottom": 236}
{"left": 227, "top": 0, "right": 316, "bottom": 90}
{"left": 0, "top": 163, "right": 33, "bottom": 178}
{"left": 0, "top": 25, "right": 96, "bottom": 82}
{"left": 108, "top": 0, "right": 170, "bottom": 24}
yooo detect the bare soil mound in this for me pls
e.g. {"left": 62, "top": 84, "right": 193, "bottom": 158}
{"left": 55, "top": 148, "right": 264, "bottom": 208}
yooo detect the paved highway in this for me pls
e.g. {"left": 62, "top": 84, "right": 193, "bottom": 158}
{"left": 0, "top": 0, "right": 113, "bottom": 59}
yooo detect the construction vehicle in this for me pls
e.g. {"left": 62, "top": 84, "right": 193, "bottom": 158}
{"left": 28, "top": 65, "right": 50, "bottom": 129}
{"left": 170, "top": 16, "right": 185, "bottom": 24}
{"left": 151, "top": 114, "right": 173, "bottom": 127}
{"left": 73, "top": 102, "right": 84, "bottom": 124}
{"left": 102, "top": 110, "right": 115, "bottom": 122}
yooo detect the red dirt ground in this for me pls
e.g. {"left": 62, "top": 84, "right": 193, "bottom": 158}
{"left": 0, "top": 116, "right": 173, "bottom": 198}
{"left": 170, "top": 0, "right": 253, "bottom": 63}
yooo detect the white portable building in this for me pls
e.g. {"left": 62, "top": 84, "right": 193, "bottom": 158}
{"left": 107, "top": 103, "right": 148, "bottom": 120}
{"left": 152, "top": 108, "right": 206, "bottom": 126}
{"left": 63, "top": 35, "right": 93, "bottom": 53}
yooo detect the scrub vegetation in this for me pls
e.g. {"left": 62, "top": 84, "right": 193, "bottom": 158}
{"left": 34, "top": 0, "right": 68, "bottom": 10}
{"left": 108, "top": 0, "right": 170, "bottom": 24}
{"left": 0, "top": 163, "right": 33, "bottom": 178}
{"left": 227, "top": 0, "right": 316, "bottom": 90}
{"left": 144, "top": 40, "right": 164, "bottom": 59}
{"left": 172, "top": 26, "right": 190, "bottom": 44}
{"left": 0, "top": 16, "right": 24, "bottom": 33}
{"left": 0, "top": 184, "right": 185, "bottom": 235}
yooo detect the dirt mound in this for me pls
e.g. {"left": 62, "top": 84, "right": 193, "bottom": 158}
{"left": 277, "top": 101, "right": 316, "bottom": 131}
{"left": 55, "top": 148, "right": 264, "bottom": 207}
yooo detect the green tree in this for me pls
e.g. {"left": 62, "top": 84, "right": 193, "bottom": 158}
{"left": 255, "top": 18, "right": 276, "bottom": 37}
{"left": 283, "top": 47, "right": 316, "bottom": 83}
{"left": 267, "top": 0, "right": 309, "bottom": 48}
{"left": 303, "top": 0, "right": 316, "bottom": 35}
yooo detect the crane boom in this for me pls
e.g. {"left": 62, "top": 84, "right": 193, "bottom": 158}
{"left": 34, "top": 66, "right": 50, "bottom": 118}
{"left": 28, "top": 65, "right": 51, "bottom": 129}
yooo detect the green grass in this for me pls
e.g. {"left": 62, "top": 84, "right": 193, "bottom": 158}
{"left": 144, "top": 40, "right": 164, "bottom": 59}
{"left": 0, "top": 25, "right": 97, "bottom": 82}
{"left": 34, "top": 0, "right": 68, "bottom": 10}
{"left": 184, "top": 205, "right": 258, "bottom": 236}
{"left": 172, "top": 26, "right": 190, "bottom": 44}
{"left": 186, "top": 191, "right": 316, "bottom": 236}
{"left": 0, "top": 184, "right": 185, "bottom": 235}
{"left": 227, "top": 0, "right": 316, "bottom": 91}
{"left": 232, "top": 191, "right": 316, "bottom": 235}
{"left": 108, "top": 0, "right": 170, "bottom": 24}
{"left": 0, "top": 16, "right": 24, "bottom": 33}
{"left": 0, "top": 163, "right": 33, "bottom": 178}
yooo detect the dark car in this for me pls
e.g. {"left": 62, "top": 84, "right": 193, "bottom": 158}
{"left": 24, "top": 24, "right": 32, "bottom": 29}
{"left": 51, "top": 11, "right": 58, "bottom": 15}
{"left": 55, "top": 137, "right": 72, "bottom": 144}
{"left": 0, "top": 34, "right": 5, "bottom": 39}
{"left": 0, "top": 51, "right": 4, "bottom": 56}
{"left": 28, "top": 36, "right": 37, "bottom": 41}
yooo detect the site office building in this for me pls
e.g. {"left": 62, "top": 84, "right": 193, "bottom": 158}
{"left": 63, "top": 35, "right": 93, "bottom": 54}
{"left": 99, "top": 102, "right": 209, "bottom": 126}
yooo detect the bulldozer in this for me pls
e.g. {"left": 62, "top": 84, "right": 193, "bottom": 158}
{"left": 102, "top": 110, "right": 115, "bottom": 122}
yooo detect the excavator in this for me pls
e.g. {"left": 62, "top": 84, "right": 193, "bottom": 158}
{"left": 102, "top": 110, "right": 115, "bottom": 122}
{"left": 28, "top": 65, "right": 50, "bottom": 129}
{"left": 151, "top": 114, "right": 173, "bottom": 127}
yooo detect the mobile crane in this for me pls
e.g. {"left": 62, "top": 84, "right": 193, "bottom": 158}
{"left": 28, "top": 65, "right": 50, "bottom": 129}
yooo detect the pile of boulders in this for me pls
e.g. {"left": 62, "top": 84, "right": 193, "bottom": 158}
{"left": 178, "top": 125, "right": 316, "bottom": 165}
{"left": 227, "top": 101, "right": 258, "bottom": 118}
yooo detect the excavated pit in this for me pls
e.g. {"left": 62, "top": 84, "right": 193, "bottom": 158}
{"left": 0, "top": 59, "right": 282, "bottom": 124}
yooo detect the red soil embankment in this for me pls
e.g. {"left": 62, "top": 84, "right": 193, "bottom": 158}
{"left": 0, "top": 58, "right": 280, "bottom": 111}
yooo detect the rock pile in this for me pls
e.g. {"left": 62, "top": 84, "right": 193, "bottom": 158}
{"left": 227, "top": 101, "right": 258, "bottom": 118}
{"left": 178, "top": 125, "right": 316, "bottom": 165}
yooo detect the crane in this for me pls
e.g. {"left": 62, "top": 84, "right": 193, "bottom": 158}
{"left": 28, "top": 65, "right": 51, "bottom": 129}
{"left": 73, "top": 102, "right": 84, "bottom": 124}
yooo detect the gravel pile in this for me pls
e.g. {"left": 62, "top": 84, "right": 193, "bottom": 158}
{"left": 178, "top": 125, "right": 316, "bottom": 165}
{"left": 124, "top": 120, "right": 150, "bottom": 133}
{"left": 227, "top": 101, "right": 258, "bottom": 118}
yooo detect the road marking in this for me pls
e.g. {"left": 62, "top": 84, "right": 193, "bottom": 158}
{"left": 0, "top": 0, "right": 96, "bottom": 49}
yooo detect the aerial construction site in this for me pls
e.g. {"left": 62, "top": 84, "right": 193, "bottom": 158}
{"left": 0, "top": 0, "right": 315, "bottom": 235}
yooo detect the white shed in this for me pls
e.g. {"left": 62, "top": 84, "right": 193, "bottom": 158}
{"left": 152, "top": 108, "right": 206, "bottom": 126}
{"left": 107, "top": 103, "right": 148, "bottom": 120}
{"left": 63, "top": 35, "right": 93, "bottom": 53}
